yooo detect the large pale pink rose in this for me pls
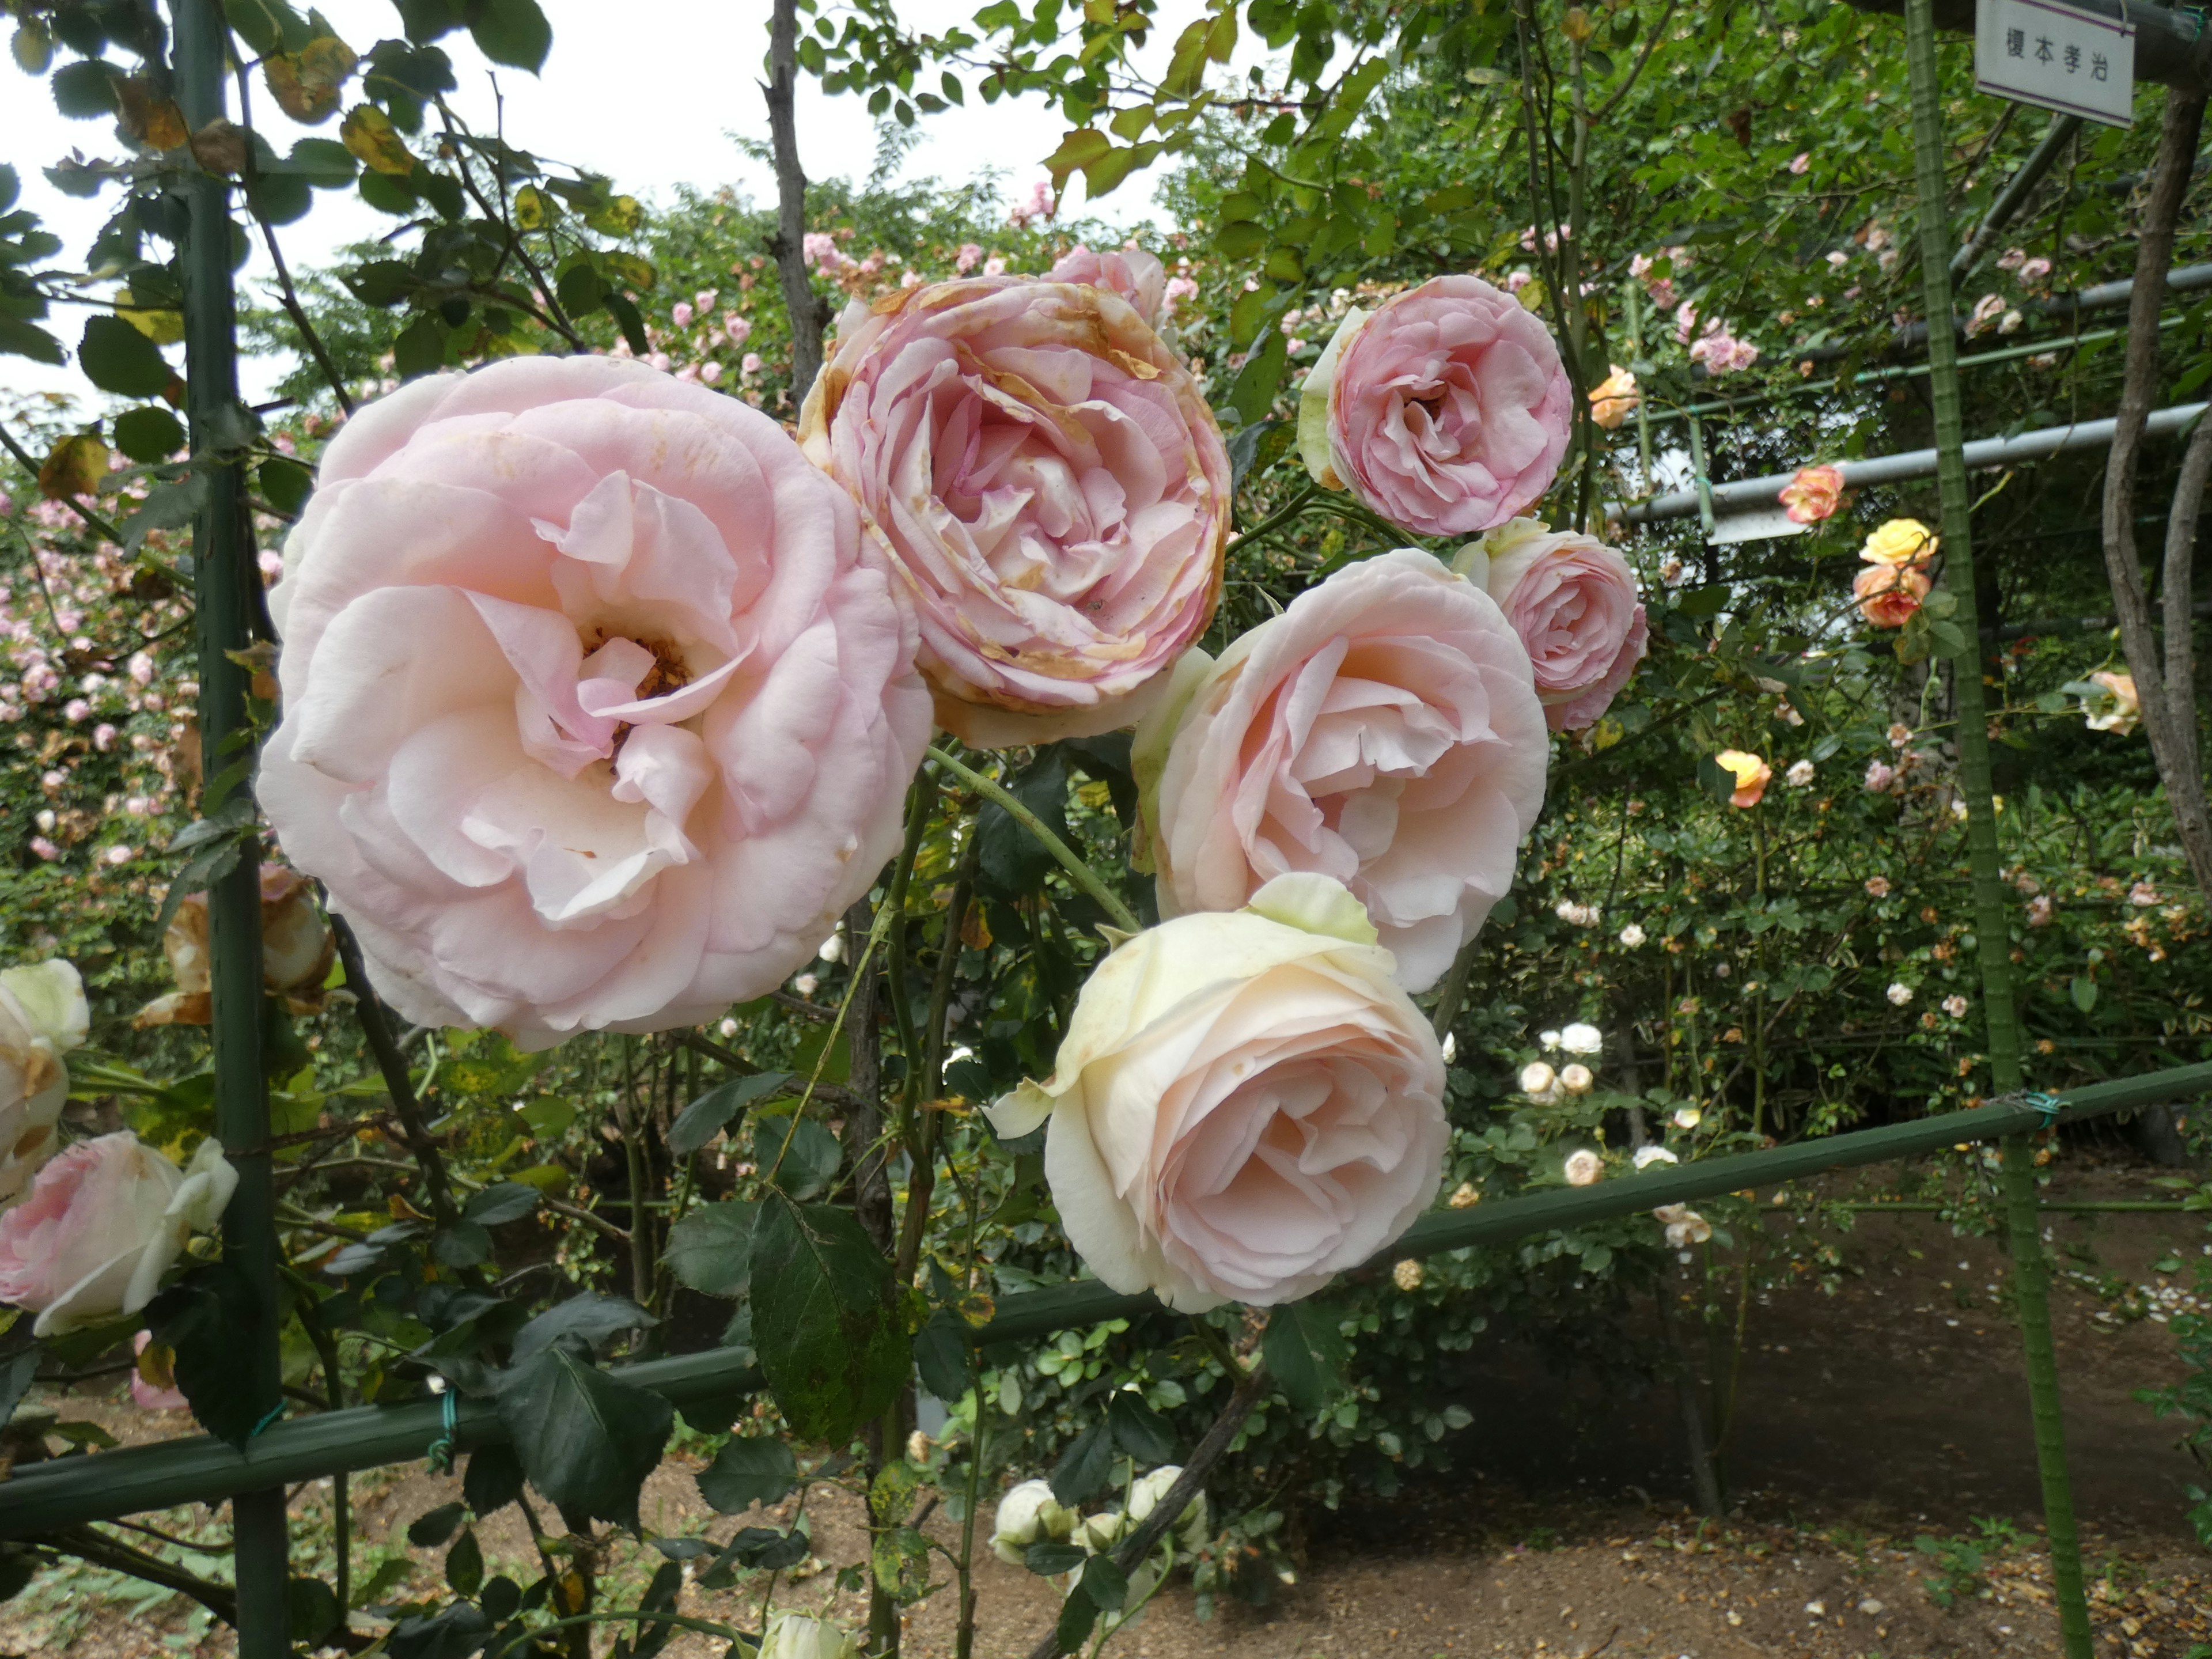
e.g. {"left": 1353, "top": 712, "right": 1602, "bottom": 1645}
{"left": 0, "top": 960, "right": 87, "bottom": 1210}
{"left": 798, "top": 279, "right": 1230, "bottom": 747}
{"left": 1045, "top": 244, "right": 1169, "bottom": 326}
{"left": 984, "top": 874, "right": 1448, "bottom": 1311}
{"left": 1133, "top": 550, "right": 1547, "bottom": 994}
{"left": 0, "top": 1132, "right": 235, "bottom": 1336}
{"left": 259, "top": 357, "right": 930, "bottom": 1047}
{"left": 1299, "top": 275, "right": 1572, "bottom": 537}
{"left": 1459, "top": 518, "right": 1648, "bottom": 731}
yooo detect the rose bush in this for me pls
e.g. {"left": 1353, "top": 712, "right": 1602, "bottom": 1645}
{"left": 259, "top": 357, "right": 931, "bottom": 1047}
{"left": 0, "top": 1132, "right": 235, "bottom": 1336}
{"left": 1134, "top": 549, "right": 1546, "bottom": 991}
{"left": 985, "top": 873, "right": 1448, "bottom": 1311}
{"left": 799, "top": 278, "right": 1230, "bottom": 745}
{"left": 1299, "top": 274, "right": 1572, "bottom": 536}
{"left": 0, "top": 959, "right": 88, "bottom": 1210}
{"left": 1457, "top": 518, "right": 1647, "bottom": 730}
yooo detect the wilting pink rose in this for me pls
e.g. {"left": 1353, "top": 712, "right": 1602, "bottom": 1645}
{"left": 1463, "top": 518, "right": 1647, "bottom": 731}
{"left": 259, "top": 358, "right": 930, "bottom": 1046}
{"left": 1135, "top": 551, "right": 1547, "bottom": 993}
{"left": 800, "top": 279, "right": 1230, "bottom": 745}
{"left": 0, "top": 1132, "right": 235, "bottom": 1336}
{"left": 1778, "top": 464, "right": 1844, "bottom": 524}
{"left": 1046, "top": 244, "right": 1168, "bottom": 325}
{"left": 985, "top": 874, "right": 1448, "bottom": 1310}
{"left": 137, "top": 863, "right": 335, "bottom": 1028}
{"left": 1853, "top": 562, "right": 1930, "bottom": 628}
{"left": 1299, "top": 275, "right": 1572, "bottom": 537}
{"left": 131, "top": 1329, "right": 187, "bottom": 1411}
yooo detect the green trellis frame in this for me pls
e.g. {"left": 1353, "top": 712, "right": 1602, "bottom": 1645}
{"left": 1, "top": 9, "right": 2200, "bottom": 1659}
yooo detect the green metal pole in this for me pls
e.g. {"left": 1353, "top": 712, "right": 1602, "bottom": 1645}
{"left": 1902, "top": 8, "right": 2090, "bottom": 1655}
{"left": 173, "top": 2, "right": 287, "bottom": 1653}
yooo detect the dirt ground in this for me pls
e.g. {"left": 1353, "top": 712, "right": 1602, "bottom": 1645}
{"left": 3, "top": 1146, "right": 2209, "bottom": 1659}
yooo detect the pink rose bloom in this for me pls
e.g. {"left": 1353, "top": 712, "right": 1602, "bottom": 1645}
{"left": 0, "top": 1132, "right": 235, "bottom": 1337}
{"left": 800, "top": 279, "right": 1230, "bottom": 745}
{"left": 1463, "top": 518, "right": 1647, "bottom": 731}
{"left": 1864, "top": 759, "right": 1896, "bottom": 792}
{"left": 1789, "top": 151, "right": 1810, "bottom": 175}
{"left": 802, "top": 232, "right": 842, "bottom": 271}
{"left": 1134, "top": 550, "right": 1547, "bottom": 993}
{"left": 722, "top": 313, "right": 752, "bottom": 348}
{"left": 1299, "top": 275, "right": 1572, "bottom": 537}
{"left": 694, "top": 289, "right": 719, "bottom": 312}
{"left": 1853, "top": 561, "right": 1930, "bottom": 628}
{"left": 955, "top": 243, "right": 983, "bottom": 274}
{"left": 700, "top": 361, "right": 722, "bottom": 385}
{"left": 131, "top": 1330, "right": 188, "bottom": 1411}
{"left": 1162, "top": 275, "right": 1198, "bottom": 317}
{"left": 983, "top": 874, "right": 1448, "bottom": 1310}
{"left": 1778, "top": 464, "right": 1844, "bottom": 524}
{"left": 982, "top": 256, "right": 1007, "bottom": 277}
{"left": 672, "top": 301, "right": 695, "bottom": 329}
{"left": 1046, "top": 243, "right": 1168, "bottom": 325}
{"left": 741, "top": 352, "right": 763, "bottom": 376}
{"left": 257, "top": 357, "right": 931, "bottom": 1046}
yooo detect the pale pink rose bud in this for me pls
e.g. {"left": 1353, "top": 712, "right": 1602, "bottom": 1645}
{"left": 93, "top": 723, "right": 118, "bottom": 752}
{"left": 63, "top": 698, "right": 90, "bottom": 722}
{"left": 801, "top": 279, "right": 1230, "bottom": 746}
{"left": 1299, "top": 275, "right": 1573, "bottom": 537}
{"left": 983, "top": 874, "right": 1447, "bottom": 1310}
{"left": 1162, "top": 275, "right": 1198, "bottom": 316}
{"left": 1134, "top": 551, "right": 1546, "bottom": 992}
{"left": 1789, "top": 152, "right": 1810, "bottom": 175}
{"left": 672, "top": 301, "right": 695, "bottom": 328}
{"left": 1459, "top": 519, "right": 1647, "bottom": 731}
{"left": 802, "top": 232, "right": 842, "bottom": 271}
{"left": 1047, "top": 243, "right": 1168, "bottom": 325}
{"left": 0, "top": 960, "right": 88, "bottom": 1209}
{"left": 0, "top": 1131, "right": 236, "bottom": 1336}
{"left": 694, "top": 289, "right": 718, "bottom": 312}
{"left": 982, "top": 255, "right": 1006, "bottom": 276}
{"left": 257, "top": 358, "right": 930, "bottom": 1046}
{"left": 741, "top": 352, "right": 763, "bottom": 375}
{"left": 700, "top": 361, "right": 723, "bottom": 385}
{"left": 128, "top": 652, "right": 156, "bottom": 686}
{"left": 955, "top": 242, "right": 983, "bottom": 274}
{"left": 722, "top": 313, "right": 752, "bottom": 347}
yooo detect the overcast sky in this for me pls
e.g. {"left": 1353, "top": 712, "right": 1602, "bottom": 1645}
{"left": 2, "top": 0, "right": 1209, "bottom": 404}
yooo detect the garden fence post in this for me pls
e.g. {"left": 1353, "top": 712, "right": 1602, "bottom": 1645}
{"left": 174, "top": 1, "right": 289, "bottom": 1652}
{"left": 1903, "top": 6, "right": 2093, "bottom": 1654}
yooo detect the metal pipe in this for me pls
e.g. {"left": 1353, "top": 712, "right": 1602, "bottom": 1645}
{"left": 1616, "top": 400, "right": 2210, "bottom": 524}
{"left": 172, "top": 1, "right": 287, "bottom": 1654}
{"left": 1, "top": 1061, "right": 2203, "bottom": 1537}
{"left": 1953, "top": 113, "right": 2082, "bottom": 279}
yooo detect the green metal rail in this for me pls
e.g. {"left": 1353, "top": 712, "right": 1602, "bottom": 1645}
{"left": 1, "top": 1062, "right": 2201, "bottom": 1539}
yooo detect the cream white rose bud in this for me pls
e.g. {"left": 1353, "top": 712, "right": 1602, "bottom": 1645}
{"left": 1127, "top": 1465, "right": 1210, "bottom": 1551}
{"left": 759, "top": 1613, "right": 861, "bottom": 1659}
{"left": 1558, "top": 1063, "right": 1594, "bottom": 1094}
{"left": 1518, "top": 1061, "right": 1558, "bottom": 1097}
{"left": 991, "top": 1479, "right": 1077, "bottom": 1565}
{"left": 0, "top": 959, "right": 88, "bottom": 1209}
{"left": 1563, "top": 1149, "right": 1603, "bottom": 1186}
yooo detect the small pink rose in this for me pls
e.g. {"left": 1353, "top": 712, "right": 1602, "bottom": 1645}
{"left": 800, "top": 278, "right": 1229, "bottom": 745}
{"left": 1300, "top": 275, "right": 1573, "bottom": 537}
{"left": 1778, "top": 464, "right": 1844, "bottom": 525}
{"left": 1464, "top": 519, "right": 1647, "bottom": 731}
{"left": 1136, "top": 550, "right": 1547, "bottom": 992}
{"left": 0, "top": 1132, "right": 235, "bottom": 1336}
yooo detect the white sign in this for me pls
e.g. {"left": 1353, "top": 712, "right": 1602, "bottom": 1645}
{"left": 1976, "top": 0, "right": 2134, "bottom": 128}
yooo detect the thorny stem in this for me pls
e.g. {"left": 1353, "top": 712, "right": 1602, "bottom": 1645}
{"left": 328, "top": 914, "right": 463, "bottom": 1232}
{"left": 927, "top": 747, "right": 1140, "bottom": 932}
{"left": 233, "top": 65, "right": 354, "bottom": 414}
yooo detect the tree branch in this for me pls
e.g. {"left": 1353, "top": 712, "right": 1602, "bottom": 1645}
{"left": 766, "top": 0, "right": 834, "bottom": 403}
{"left": 2099, "top": 88, "right": 2212, "bottom": 899}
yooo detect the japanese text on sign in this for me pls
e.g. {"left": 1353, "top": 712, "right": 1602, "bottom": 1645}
{"left": 1975, "top": 0, "right": 2134, "bottom": 127}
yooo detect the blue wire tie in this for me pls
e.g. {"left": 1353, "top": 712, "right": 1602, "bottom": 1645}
{"left": 2022, "top": 1090, "right": 2063, "bottom": 1130}
{"left": 426, "top": 1387, "right": 459, "bottom": 1474}
{"left": 248, "top": 1402, "right": 284, "bottom": 1438}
